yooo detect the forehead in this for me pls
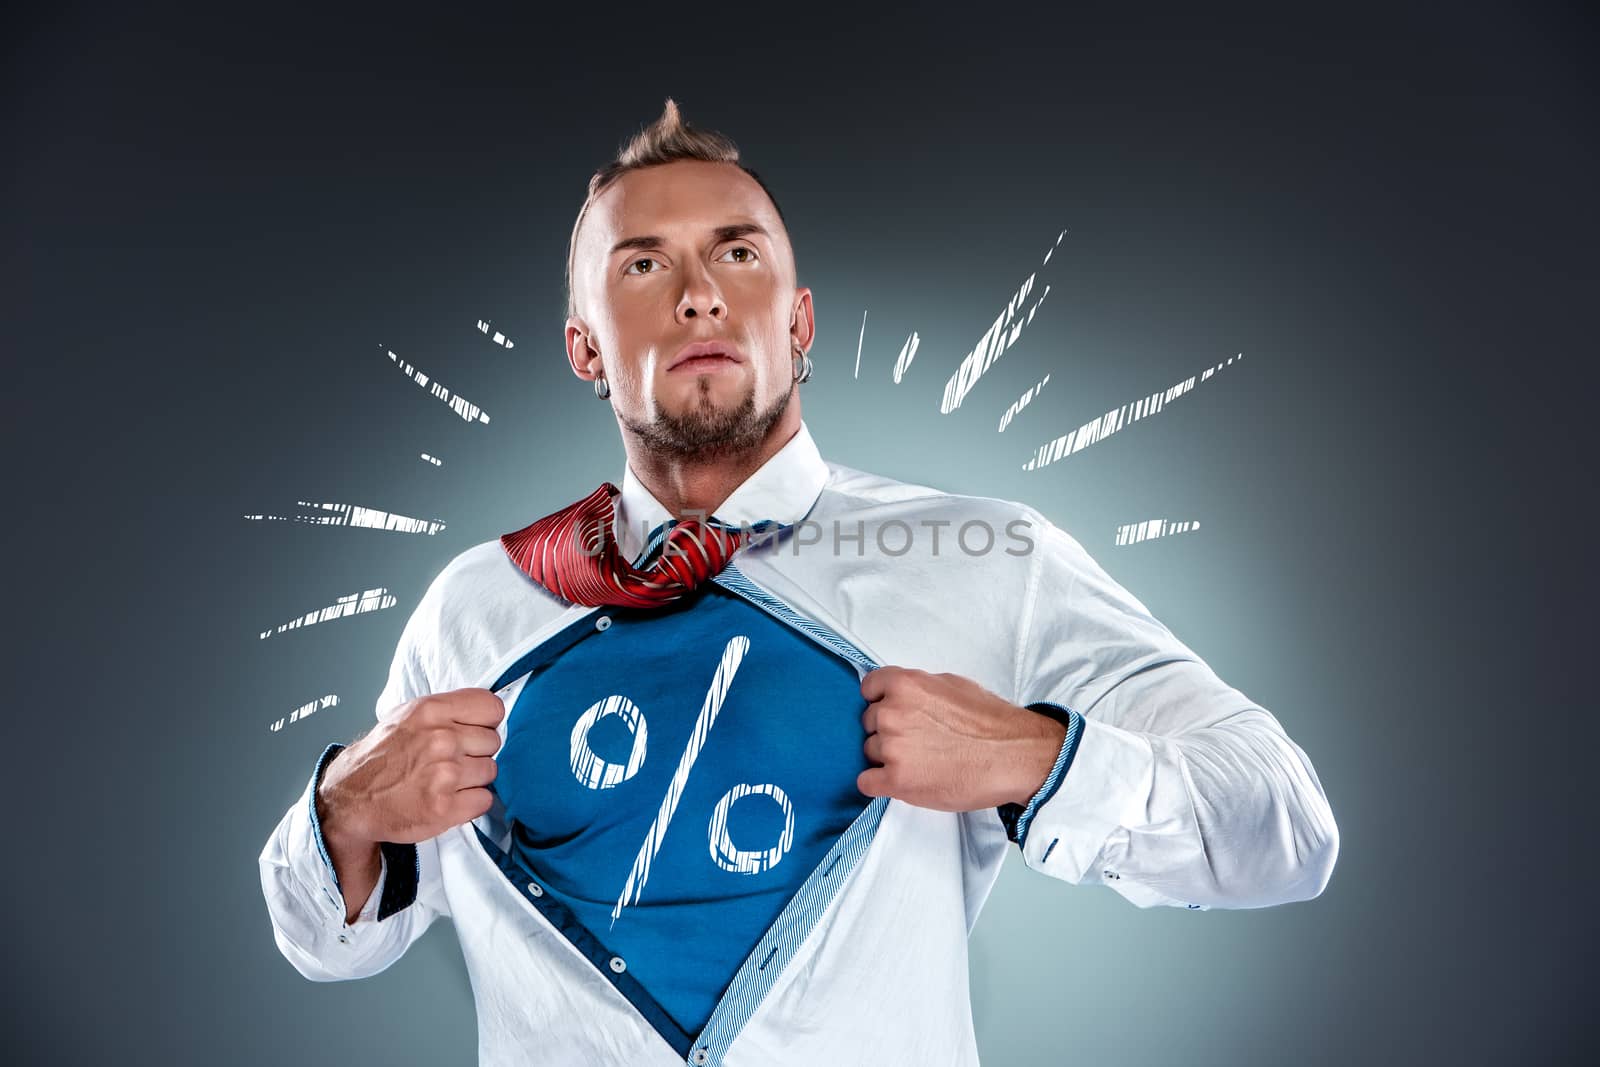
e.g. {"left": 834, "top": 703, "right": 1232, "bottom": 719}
{"left": 585, "top": 160, "right": 782, "bottom": 249}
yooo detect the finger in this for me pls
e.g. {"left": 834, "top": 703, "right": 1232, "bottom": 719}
{"left": 449, "top": 689, "right": 506, "bottom": 728}
{"left": 857, "top": 766, "right": 890, "bottom": 798}
{"left": 450, "top": 786, "right": 495, "bottom": 826}
{"left": 457, "top": 723, "right": 503, "bottom": 758}
{"left": 861, "top": 701, "right": 879, "bottom": 736}
{"left": 863, "top": 732, "right": 886, "bottom": 765}
{"left": 456, "top": 754, "right": 498, "bottom": 789}
{"left": 860, "top": 665, "right": 900, "bottom": 703}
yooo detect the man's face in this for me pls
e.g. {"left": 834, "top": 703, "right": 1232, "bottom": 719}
{"left": 566, "top": 160, "right": 814, "bottom": 459}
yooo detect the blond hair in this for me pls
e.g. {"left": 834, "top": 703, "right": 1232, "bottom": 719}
{"left": 564, "top": 97, "right": 789, "bottom": 319}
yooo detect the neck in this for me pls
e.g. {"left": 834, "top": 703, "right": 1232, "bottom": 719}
{"left": 621, "top": 406, "right": 802, "bottom": 520}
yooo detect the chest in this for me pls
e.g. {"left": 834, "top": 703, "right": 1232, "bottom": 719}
{"left": 495, "top": 586, "right": 871, "bottom": 895}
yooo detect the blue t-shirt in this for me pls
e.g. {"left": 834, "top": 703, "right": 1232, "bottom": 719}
{"left": 495, "top": 582, "right": 873, "bottom": 1035}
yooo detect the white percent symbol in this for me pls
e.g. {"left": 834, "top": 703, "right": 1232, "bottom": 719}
{"left": 708, "top": 782, "right": 794, "bottom": 875}
{"left": 569, "top": 695, "right": 648, "bottom": 789}
{"left": 565, "top": 635, "right": 796, "bottom": 925}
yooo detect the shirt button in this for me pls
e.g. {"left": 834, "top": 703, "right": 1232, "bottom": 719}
{"left": 608, "top": 956, "right": 626, "bottom": 974}
{"left": 526, "top": 881, "right": 544, "bottom": 898}
{"left": 595, "top": 616, "right": 612, "bottom": 632}
{"left": 691, "top": 1050, "right": 709, "bottom": 1065}
{"left": 337, "top": 934, "right": 349, "bottom": 944}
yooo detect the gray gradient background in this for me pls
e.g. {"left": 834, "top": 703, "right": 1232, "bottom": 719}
{"left": 4, "top": 4, "right": 1594, "bottom": 1065}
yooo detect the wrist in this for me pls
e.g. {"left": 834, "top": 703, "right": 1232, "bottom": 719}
{"left": 315, "top": 749, "right": 375, "bottom": 853}
{"left": 1009, "top": 709, "right": 1068, "bottom": 807}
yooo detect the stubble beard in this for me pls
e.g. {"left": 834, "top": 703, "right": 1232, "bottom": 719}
{"left": 621, "top": 375, "right": 795, "bottom": 461}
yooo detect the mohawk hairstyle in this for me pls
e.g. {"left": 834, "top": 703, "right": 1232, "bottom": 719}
{"left": 564, "top": 97, "right": 789, "bottom": 319}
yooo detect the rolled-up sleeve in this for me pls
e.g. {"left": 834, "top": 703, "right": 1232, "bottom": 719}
{"left": 1010, "top": 510, "right": 1340, "bottom": 910}
{"left": 258, "top": 580, "right": 452, "bottom": 979}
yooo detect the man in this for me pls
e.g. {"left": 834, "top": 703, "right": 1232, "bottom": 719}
{"left": 259, "top": 99, "right": 1339, "bottom": 1067}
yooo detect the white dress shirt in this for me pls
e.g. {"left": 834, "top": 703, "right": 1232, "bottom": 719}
{"left": 259, "top": 420, "right": 1339, "bottom": 1066}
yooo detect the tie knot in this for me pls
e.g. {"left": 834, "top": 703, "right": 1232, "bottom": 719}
{"left": 502, "top": 484, "right": 785, "bottom": 609}
{"left": 636, "top": 516, "right": 784, "bottom": 569}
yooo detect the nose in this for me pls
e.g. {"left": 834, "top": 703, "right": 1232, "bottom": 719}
{"left": 674, "top": 264, "right": 727, "bottom": 323}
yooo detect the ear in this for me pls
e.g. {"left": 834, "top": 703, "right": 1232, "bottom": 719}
{"left": 565, "top": 316, "right": 603, "bottom": 381}
{"left": 789, "top": 287, "right": 816, "bottom": 356}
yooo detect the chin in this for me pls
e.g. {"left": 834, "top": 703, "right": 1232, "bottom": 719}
{"left": 630, "top": 373, "right": 787, "bottom": 457}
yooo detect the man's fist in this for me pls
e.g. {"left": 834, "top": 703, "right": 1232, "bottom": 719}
{"left": 856, "top": 666, "right": 1066, "bottom": 812}
{"left": 317, "top": 688, "right": 505, "bottom": 848}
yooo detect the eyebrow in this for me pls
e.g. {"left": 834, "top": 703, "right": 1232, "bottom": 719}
{"left": 609, "top": 223, "right": 770, "bottom": 256}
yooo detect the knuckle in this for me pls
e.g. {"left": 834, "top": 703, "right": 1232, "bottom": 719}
{"left": 426, "top": 729, "right": 456, "bottom": 761}
{"left": 426, "top": 790, "right": 451, "bottom": 822}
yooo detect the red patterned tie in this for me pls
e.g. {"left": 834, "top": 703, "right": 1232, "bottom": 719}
{"left": 501, "top": 482, "right": 753, "bottom": 609}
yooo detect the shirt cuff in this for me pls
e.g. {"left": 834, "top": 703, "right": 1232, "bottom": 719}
{"left": 307, "top": 741, "right": 420, "bottom": 922}
{"left": 996, "top": 701, "right": 1085, "bottom": 847}
{"left": 307, "top": 742, "right": 348, "bottom": 892}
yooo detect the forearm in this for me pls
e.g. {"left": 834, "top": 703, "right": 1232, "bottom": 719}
{"left": 260, "top": 742, "right": 442, "bottom": 982}
{"left": 1001, "top": 710, "right": 1069, "bottom": 807}
{"left": 318, "top": 812, "right": 382, "bottom": 924}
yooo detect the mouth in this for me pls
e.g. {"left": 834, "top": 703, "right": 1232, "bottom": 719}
{"left": 667, "top": 340, "right": 745, "bottom": 374}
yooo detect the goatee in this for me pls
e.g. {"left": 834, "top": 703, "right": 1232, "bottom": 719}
{"left": 622, "top": 378, "right": 794, "bottom": 460}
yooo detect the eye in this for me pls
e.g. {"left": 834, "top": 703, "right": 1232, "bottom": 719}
{"left": 719, "top": 245, "right": 759, "bottom": 264}
{"left": 624, "top": 257, "right": 659, "bottom": 275}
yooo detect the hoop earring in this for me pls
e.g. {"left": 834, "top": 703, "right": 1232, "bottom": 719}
{"left": 594, "top": 375, "right": 611, "bottom": 400}
{"left": 792, "top": 350, "right": 813, "bottom": 384}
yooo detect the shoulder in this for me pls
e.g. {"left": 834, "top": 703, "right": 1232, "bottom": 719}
{"left": 430, "top": 536, "right": 528, "bottom": 591}
{"left": 809, "top": 459, "right": 1106, "bottom": 596}
{"left": 424, "top": 535, "right": 568, "bottom": 620}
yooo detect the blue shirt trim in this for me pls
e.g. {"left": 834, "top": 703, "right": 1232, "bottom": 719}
{"left": 710, "top": 565, "right": 877, "bottom": 674}
{"left": 308, "top": 741, "right": 346, "bottom": 886}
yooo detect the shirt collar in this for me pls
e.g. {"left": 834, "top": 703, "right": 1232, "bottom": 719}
{"left": 615, "top": 420, "right": 828, "bottom": 562}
